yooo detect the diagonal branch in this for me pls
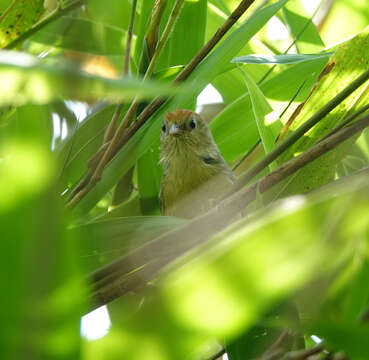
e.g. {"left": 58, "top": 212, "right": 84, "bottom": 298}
{"left": 85, "top": 113, "right": 369, "bottom": 312}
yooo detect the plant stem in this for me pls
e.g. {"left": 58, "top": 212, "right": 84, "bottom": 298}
{"left": 85, "top": 113, "right": 369, "bottom": 310}
{"left": 4, "top": 0, "right": 85, "bottom": 49}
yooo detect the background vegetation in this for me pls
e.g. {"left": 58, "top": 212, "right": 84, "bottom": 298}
{"left": 1, "top": 0, "right": 369, "bottom": 359}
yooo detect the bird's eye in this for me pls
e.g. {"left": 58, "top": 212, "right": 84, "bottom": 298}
{"left": 161, "top": 124, "right": 166, "bottom": 133}
{"left": 189, "top": 118, "right": 196, "bottom": 129}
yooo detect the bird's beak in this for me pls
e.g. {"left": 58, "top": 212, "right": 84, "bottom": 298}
{"left": 169, "top": 124, "right": 181, "bottom": 136}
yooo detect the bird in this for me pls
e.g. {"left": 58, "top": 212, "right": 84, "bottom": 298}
{"left": 159, "top": 109, "right": 235, "bottom": 219}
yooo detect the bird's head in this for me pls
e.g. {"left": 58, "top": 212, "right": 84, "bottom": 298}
{"left": 160, "top": 109, "right": 214, "bottom": 154}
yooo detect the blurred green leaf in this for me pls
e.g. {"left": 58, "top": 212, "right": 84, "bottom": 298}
{"left": 312, "top": 321, "right": 369, "bottom": 360}
{"left": 86, "top": 0, "right": 131, "bottom": 30}
{"left": 84, "top": 180, "right": 369, "bottom": 360}
{"left": 56, "top": 104, "right": 116, "bottom": 187}
{"left": 320, "top": 0, "right": 369, "bottom": 46}
{"left": 0, "top": 104, "right": 84, "bottom": 359}
{"left": 0, "top": 50, "right": 186, "bottom": 107}
{"left": 31, "top": 16, "right": 127, "bottom": 55}
{"left": 74, "top": 215, "right": 186, "bottom": 273}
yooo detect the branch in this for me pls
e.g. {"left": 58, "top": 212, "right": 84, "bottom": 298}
{"left": 4, "top": 0, "right": 85, "bottom": 50}
{"left": 84, "top": 113, "right": 369, "bottom": 313}
{"left": 284, "top": 343, "right": 324, "bottom": 360}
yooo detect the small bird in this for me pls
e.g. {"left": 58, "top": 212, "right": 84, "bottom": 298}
{"left": 159, "top": 109, "right": 235, "bottom": 218}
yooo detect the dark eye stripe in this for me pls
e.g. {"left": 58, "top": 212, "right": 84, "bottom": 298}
{"left": 189, "top": 119, "right": 196, "bottom": 129}
{"left": 202, "top": 157, "right": 218, "bottom": 165}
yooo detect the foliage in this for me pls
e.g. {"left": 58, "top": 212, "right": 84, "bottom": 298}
{"left": 1, "top": 0, "right": 369, "bottom": 359}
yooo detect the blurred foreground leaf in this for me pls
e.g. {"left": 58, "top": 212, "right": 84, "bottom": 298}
{"left": 0, "top": 104, "right": 84, "bottom": 359}
{"left": 84, "top": 178, "right": 369, "bottom": 360}
{"left": 0, "top": 50, "right": 186, "bottom": 106}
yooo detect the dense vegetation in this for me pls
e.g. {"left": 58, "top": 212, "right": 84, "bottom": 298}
{"left": 1, "top": 0, "right": 369, "bottom": 359}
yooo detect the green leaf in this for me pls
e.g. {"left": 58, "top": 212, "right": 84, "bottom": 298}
{"left": 56, "top": 105, "right": 116, "bottom": 187}
{"left": 212, "top": 38, "right": 273, "bottom": 103}
{"left": 133, "top": 0, "right": 155, "bottom": 69}
{"left": 241, "top": 68, "right": 282, "bottom": 170}
{"left": 277, "top": 28, "right": 369, "bottom": 196}
{"left": 0, "top": 50, "right": 186, "bottom": 107}
{"left": 282, "top": 0, "right": 325, "bottom": 53}
{"left": 157, "top": 0, "right": 207, "bottom": 71}
{"left": 231, "top": 52, "right": 333, "bottom": 64}
{"left": 137, "top": 139, "right": 162, "bottom": 215}
{"left": 312, "top": 321, "right": 369, "bottom": 359}
{"left": 32, "top": 16, "right": 127, "bottom": 55}
{"left": 86, "top": 0, "right": 132, "bottom": 30}
{"left": 0, "top": 0, "right": 44, "bottom": 48}
{"left": 74, "top": 216, "right": 186, "bottom": 273}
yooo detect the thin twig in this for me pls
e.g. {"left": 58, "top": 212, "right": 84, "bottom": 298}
{"left": 285, "top": 343, "right": 324, "bottom": 359}
{"left": 4, "top": 0, "right": 85, "bottom": 49}
{"left": 85, "top": 113, "right": 369, "bottom": 311}
{"left": 232, "top": 67, "right": 369, "bottom": 194}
